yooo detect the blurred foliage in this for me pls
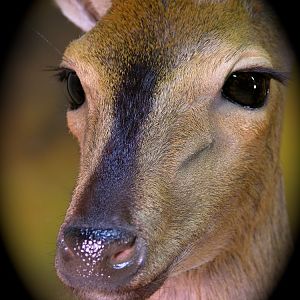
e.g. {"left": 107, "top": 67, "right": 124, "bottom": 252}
{"left": 281, "top": 70, "right": 300, "bottom": 237}
{"left": 0, "top": 1, "right": 299, "bottom": 300}
{"left": 0, "top": 1, "right": 81, "bottom": 299}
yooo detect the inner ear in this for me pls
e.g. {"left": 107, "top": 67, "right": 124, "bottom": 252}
{"left": 55, "top": 0, "right": 112, "bottom": 32}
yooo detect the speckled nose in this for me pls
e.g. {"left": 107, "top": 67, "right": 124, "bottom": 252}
{"left": 57, "top": 227, "right": 145, "bottom": 289}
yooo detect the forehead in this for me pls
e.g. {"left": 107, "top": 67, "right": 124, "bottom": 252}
{"left": 64, "top": 0, "right": 280, "bottom": 74}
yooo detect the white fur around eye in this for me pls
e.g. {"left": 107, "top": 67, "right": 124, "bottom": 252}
{"left": 55, "top": 0, "right": 112, "bottom": 32}
{"left": 67, "top": 101, "right": 88, "bottom": 144}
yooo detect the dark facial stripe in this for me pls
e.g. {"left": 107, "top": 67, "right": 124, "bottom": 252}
{"left": 113, "top": 63, "right": 157, "bottom": 146}
{"left": 100, "top": 63, "right": 157, "bottom": 188}
{"left": 161, "top": 0, "right": 168, "bottom": 9}
{"left": 81, "top": 63, "right": 157, "bottom": 225}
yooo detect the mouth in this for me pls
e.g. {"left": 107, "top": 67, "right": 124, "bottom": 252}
{"left": 70, "top": 268, "right": 169, "bottom": 300}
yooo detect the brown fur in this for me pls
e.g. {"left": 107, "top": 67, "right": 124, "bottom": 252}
{"left": 55, "top": 0, "right": 292, "bottom": 299}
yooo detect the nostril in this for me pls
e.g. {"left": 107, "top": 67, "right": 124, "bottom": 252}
{"left": 61, "top": 244, "right": 75, "bottom": 262}
{"left": 110, "top": 238, "right": 136, "bottom": 269}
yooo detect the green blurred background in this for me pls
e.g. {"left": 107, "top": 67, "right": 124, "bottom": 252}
{"left": 0, "top": 1, "right": 299, "bottom": 299}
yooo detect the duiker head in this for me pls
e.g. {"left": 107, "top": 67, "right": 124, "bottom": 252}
{"left": 54, "top": 1, "right": 291, "bottom": 299}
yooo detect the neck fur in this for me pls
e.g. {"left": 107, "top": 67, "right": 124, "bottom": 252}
{"left": 150, "top": 173, "right": 292, "bottom": 300}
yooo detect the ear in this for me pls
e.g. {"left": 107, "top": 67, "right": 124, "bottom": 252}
{"left": 55, "top": 0, "right": 112, "bottom": 32}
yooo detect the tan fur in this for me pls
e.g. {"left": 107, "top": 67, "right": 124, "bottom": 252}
{"left": 55, "top": 1, "right": 292, "bottom": 299}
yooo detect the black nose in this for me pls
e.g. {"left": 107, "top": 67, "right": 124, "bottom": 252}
{"left": 56, "top": 226, "right": 145, "bottom": 289}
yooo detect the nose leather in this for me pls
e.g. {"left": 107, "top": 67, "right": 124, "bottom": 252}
{"left": 57, "top": 226, "right": 146, "bottom": 289}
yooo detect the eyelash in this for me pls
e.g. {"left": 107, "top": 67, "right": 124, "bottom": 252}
{"left": 230, "top": 67, "right": 289, "bottom": 85}
{"left": 52, "top": 67, "right": 75, "bottom": 82}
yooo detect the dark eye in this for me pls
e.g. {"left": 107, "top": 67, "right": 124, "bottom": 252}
{"left": 221, "top": 72, "right": 270, "bottom": 108}
{"left": 66, "top": 72, "right": 85, "bottom": 110}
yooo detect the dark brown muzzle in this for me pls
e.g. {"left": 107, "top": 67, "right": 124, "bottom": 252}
{"left": 56, "top": 226, "right": 146, "bottom": 290}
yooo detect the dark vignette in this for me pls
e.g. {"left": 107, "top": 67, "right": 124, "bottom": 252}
{"left": 0, "top": 2, "right": 35, "bottom": 299}
{"left": 0, "top": 1, "right": 298, "bottom": 299}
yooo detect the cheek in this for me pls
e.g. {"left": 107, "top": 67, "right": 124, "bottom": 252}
{"left": 213, "top": 101, "right": 271, "bottom": 153}
{"left": 173, "top": 98, "right": 276, "bottom": 209}
{"left": 66, "top": 103, "right": 87, "bottom": 146}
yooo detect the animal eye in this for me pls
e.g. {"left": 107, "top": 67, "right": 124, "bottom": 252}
{"left": 221, "top": 72, "right": 270, "bottom": 108}
{"left": 66, "top": 72, "right": 85, "bottom": 110}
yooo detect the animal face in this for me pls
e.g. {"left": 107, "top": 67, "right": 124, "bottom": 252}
{"left": 55, "top": 1, "right": 290, "bottom": 299}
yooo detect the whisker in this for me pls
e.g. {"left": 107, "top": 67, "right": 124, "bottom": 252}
{"left": 32, "top": 28, "right": 63, "bottom": 56}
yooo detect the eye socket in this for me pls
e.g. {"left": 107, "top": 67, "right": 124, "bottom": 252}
{"left": 66, "top": 72, "right": 85, "bottom": 110}
{"left": 221, "top": 72, "right": 270, "bottom": 108}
